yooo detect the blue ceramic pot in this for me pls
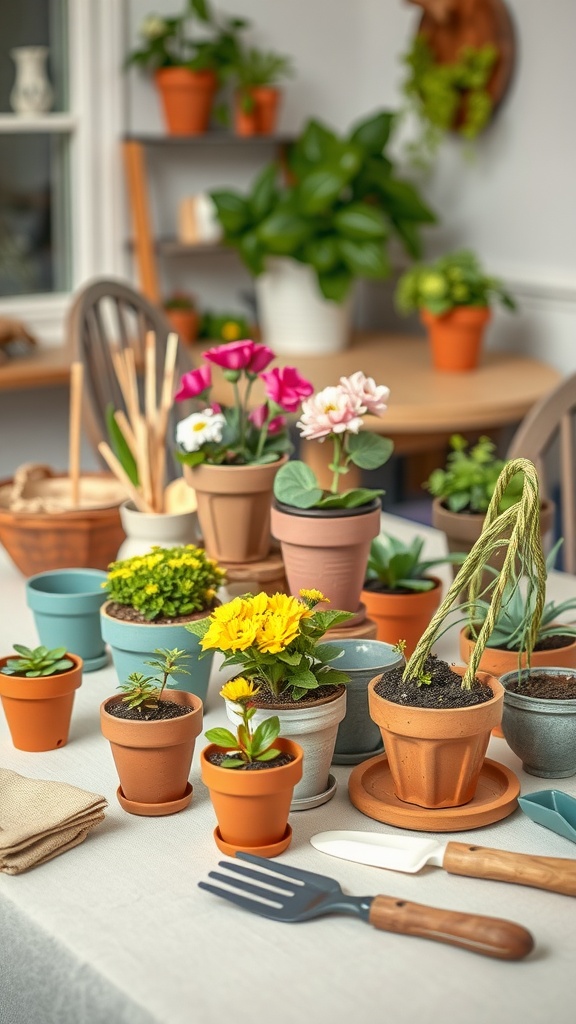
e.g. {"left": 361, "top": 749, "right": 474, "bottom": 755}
{"left": 26, "top": 568, "right": 108, "bottom": 672}
{"left": 331, "top": 639, "right": 405, "bottom": 764}
{"left": 100, "top": 602, "right": 213, "bottom": 703}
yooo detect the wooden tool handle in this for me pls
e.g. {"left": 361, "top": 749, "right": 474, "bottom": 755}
{"left": 369, "top": 895, "right": 533, "bottom": 960}
{"left": 444, "top": 842, "right": 576, "bottom": 896}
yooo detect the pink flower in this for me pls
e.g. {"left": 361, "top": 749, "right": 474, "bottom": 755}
{"left": 249, "top": 403, "right": 286, "bottom": 435}
{"left": 202, "top": 339, "right": 257, "bottom": 372}
{"left": 297, "top": 385, "right": 364, "bottom": 441}
{"left": 340, "top": 371, "right": 389, "bottom": 417}
{"left": 247, "top": 344, "right": 275, "bottom": 374}
{"left": 261, "top": 367, "right": 314, "bottom": 413}
{"left": 174, "top": 365, "right": 212, "bottom": 402}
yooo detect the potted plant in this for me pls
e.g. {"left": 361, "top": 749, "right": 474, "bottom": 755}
{"left": 174, "top": 338, "right": 312, "bottom": 563}
{"left": 125, "top": 0, "right": 249, "bottom": 135}
{"left": 232, "top": 46, "right": 293, "bottom": 135}
{"left": 198, "top": 309, "right": 252, "bottom": 342}
{"left": 0, "top": 644, "right": 82, "bottom": 751}
{"left": 499, "top": 667, "right": 576, "bottom": 779}
{"left": 271, "top": 371, "right": 392, "bottom": 614}
{"left": 201, "top": 677, "right": 303, "bottom": 855}
{"left": 100, "top": 648, "right": 203, "bottom": 814}
{"left": 188, "top": 588, "right": 351, "bottom": 808}
{"left": 364, "top": 457, "right": 547, "bottom": 814}
{"left": 395, "top": 250, "right": 516, "bottom": 371}
{"left": 424, "top": 434, "right": 554, "bottom": 579}
{"left": 163, "top": 292, "right": 200, "bottom": 345}
{"left": 361, "top": 533, "right": 466, "bottom": 656}
{"left": 211, "top": 109, "right": 436, "bottom": 354}
{"left": 100, "top": 544, "right": 225, "bottom": 704}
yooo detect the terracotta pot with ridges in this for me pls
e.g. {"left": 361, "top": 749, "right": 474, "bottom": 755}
{"left": 271, "top": 499, "right": 381, "bottom": 613}
{"left": 154, "top": 68, "right": 216, "bottom": 135}
{"left": 201, "top": 737, "right": 303, "bottom": 853}
{"left": 422, "top": 306, "right": 490, "bottom": 371}
{"left": 368, "top": 666, "right": 503, "bottom": 808}
{"left": 185, "top": 457, "right": 287, "bottom": 564}
{"left": 100, "top": 690, "right": 203, "bottom": 810}
{"left": 361, "top": 577, "right": 443, "bottom": 657}
{"left": 0, "top": 654, "right": 83, "bottom": 751}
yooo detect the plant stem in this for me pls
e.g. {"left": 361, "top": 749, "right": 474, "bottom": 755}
{"left": 330, "top": 433, "right": 343, "bottom": 494}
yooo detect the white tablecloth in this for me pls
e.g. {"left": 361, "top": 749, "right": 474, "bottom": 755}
{"left": 1, "top": 514, "right": 575, "bottom": 1024}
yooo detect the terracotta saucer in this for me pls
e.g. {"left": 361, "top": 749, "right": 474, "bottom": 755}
{"left": 116, "top": 781, "right": 193, "bottom": 816}
{"left": 348, "top": 756, "right": 519, "bottom": 832}
{"left": 213, "top": 824, "right": 292, "bottom": 858}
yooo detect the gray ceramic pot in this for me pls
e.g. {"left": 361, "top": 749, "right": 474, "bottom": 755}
{"left": 331, "top": 639, "right": 405, "bottom": 764}
{"left": 500, "top": 668, "right": 576, "bottom": 778}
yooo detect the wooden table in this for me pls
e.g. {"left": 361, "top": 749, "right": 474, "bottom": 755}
{"left": 0, "top": 345, "right": 71, "bottom": 392}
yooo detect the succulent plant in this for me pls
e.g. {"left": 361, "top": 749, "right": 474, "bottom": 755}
{"left": 1, "top": 645, "right": 74, "bottom": 678}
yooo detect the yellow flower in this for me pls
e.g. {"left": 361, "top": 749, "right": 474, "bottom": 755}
{"left": 221, "top": 320, "right": 241, "bottom": 341}
{"left": 220, "top": 677, "right": 260, "bottom": 703}
{"left": 145, "top": 583, "right": 159, "bottom": 595}
{"left": 201, "top": 615, "right": 259, "bottom": 652}
{"left": 299, "top": 588, "right": 327, "bottom": 605}
{"left": 255, "top": 609, "right": 303, "bottom": 654}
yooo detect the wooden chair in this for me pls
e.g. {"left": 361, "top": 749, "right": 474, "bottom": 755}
{"left": 67, "top": 277, "right": 192, "bottom": 482}
{"left": 506, "top": 372, "right": 576, "bottom": 573}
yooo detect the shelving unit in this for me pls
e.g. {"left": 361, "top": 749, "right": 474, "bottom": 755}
{"left": 122, "top": 132, "right": 295, "bottom": 304}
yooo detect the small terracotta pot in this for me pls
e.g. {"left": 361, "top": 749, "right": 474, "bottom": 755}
{"left": 154, "top": 68, "right": 217, "bottom": 135}
{"left": 361, "top": 577, "right": 443, "bottom": 657}
{"left": 421, "top": 306, "right": 491, "bottom": 372}
{"left": 0, "top": 654, "right": 83, "bottom": 751}
{"left": 252, "top": 86, "right": 281, "bottom": 133}
{"left": 100, "top": 690, "right": 203, "bottom": 813}
{"left": 185, "top": 456, "right": 287, "bottom": 564}
{"left": 459, "top": 627, "right": 576, "bottom": 676}
{"left": 164, "top": 308, "right": 200, "bottom": 345}
{"left": 234, "top": 90, "right": 259, "bottom": 135}
{"left": 201, "top": 737, "right": 303, "bottom": 855}
{"left": 271, "top": 499, "right": 381, "bottom": 614}
{"left": 368, "top": 665, "right": 503, "bottom": 808}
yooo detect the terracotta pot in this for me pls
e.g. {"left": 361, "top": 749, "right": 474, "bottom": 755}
{"left": 201, "top": 737, "right": 303, "bottom": 855}
{"left": 0, "top": 472, "right": 126, "bottom": 577}
{"left": 154, "top": 68, "right": 217, "bottom": 135}
{"left": 500, "top": 668, "right": 576, "bottom": 778}
{"left": 185, "top": 456, "right": 287, "bottom": 564}
{"left": 234, "top": 90, "right": 259, "bottom": 135}
{"left": 164, "top": 308, "right": 200, "bottom": 345}
{"left": 252, "top": 86, "right": 281, "bottom": 133}
{"left": 271, "top": 498, "right": 381, "bottom": 613}
{"left": 459, "top": 627, "right": 576, "bottom": 676}
{"left": 421, "top": 306, "right": 491, "bottom": 372}
{"left": 361, "top": 576, "right": 443, "bottom": 657}
{"left": 368, "top": 665, "right": 503, "bottom": 808}
{"left": 100, "top": 690, "right": 203, "bottom": 813}
{"left": 0, "top": 654, "right": 82, "bottom": 751}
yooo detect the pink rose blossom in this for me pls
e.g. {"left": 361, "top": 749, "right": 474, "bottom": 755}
{"left": 261, "top": 367, "right": 314, "bottom": 413}
{"left": 340, "top": 371, "right": 390, "bottom": 417}
{"left": 247, "top": 344, "right": 275, "bottom": 374}
{"left": 202, "top": 339, "right": 257, "bottom": 371}
{"left": 249, "top": 403, "right": 286, "bottom": 435}
{"left": 296, "top": 386, "right": 364, "bottom": 441}
{"left": 174, "top": 365, "right": 212, "bottom": 402}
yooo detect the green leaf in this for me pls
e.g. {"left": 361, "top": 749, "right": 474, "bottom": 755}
{"left": 220, "top": 757, "right": 245, "bottom": 768}
{"left": 257, "top": 210, "right": 312, "bottom": 254}
{"left": 349, "top": 111, "right": 395, "bottom": 155}
{"left": 376, "top": 177, "right": 437, "bottom": 222}
{"left": 347, "top": 432, "right": 394, "bottom": 469}
{"left": 301, "top": 236, "right": 340, "bottom": 273}
{"left": 338, "top": 238, "right": 390, "bottom": 279}
{"left": 277, "top": 650, "right": 302, "bottom": 666}
{"left": 251, "top": 716, "right": 280, "bottom": 756}
{"left": 317, "top": 667, "right": 350, "bottom": 686}
{"left": 106, "top": 404, "right": 139, "bottom": 486}
{"left": 238, "top": 230, "right": 265, "bottom": 275}
{"left": 47, "top": 647, "right": 67, "bottom": 660}
{"left": 12, "top": 644, "right": 32, "bottom": 656}
{"left": 288, "top": 120, "right": 339, "bottom": 176}
{"left": 317, "top": 267, "right": 353, "bottom": 302}
{"left": 249, "top": 164, "right": 278, "bottom": 221}
{"left": 210, "top": 190, "right": 250, "bottom": 235}
{"left": 256, "top": 747, "right": 281, "bottom": 761}
{"left": 296, "top": 167, "right": 350, "bottom": 215}
{"left": 190, "top": 0, "right": 211, "bottom": 22}
{"left": 317, "top": 487, "right": 383, "bottom": 508}
{"left": 289, "top": 667, "right": 319, "bottom": 690}
{"left": 205, "top": 727, "right": 239, "bottom": 748}
{"left": 312, "top": 643, "right": 343, "bottom": 664}
{"left": 185, "top": 618, "right": 211, "bottom": 638}
{"left": 273, "top": 460, "right": 323, "bottom": 508}
{"left": 334, "top": 203, "right": 388, "bottom": 240}
{"left": 390, "top": 218, "right": 423, "bottom": 260}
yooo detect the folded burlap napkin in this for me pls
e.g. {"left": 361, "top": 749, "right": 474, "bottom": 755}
{"left": 0, "top": 769, "right": 107, "bottom": 874}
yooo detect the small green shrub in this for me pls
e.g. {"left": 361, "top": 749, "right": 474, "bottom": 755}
{"left": 395, "top": 250, "right": 516, "bottom": 317}
{"left": 424, "top": 434, "right": 523, "bottom": 514}
{"left": 105, "top": 545, "right": 225, "bottom": 621}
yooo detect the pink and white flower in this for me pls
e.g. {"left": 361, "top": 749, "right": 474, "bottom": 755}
{"left": 296, "top": 385, "right": 364, "bottom": 441}
{"left": 339, "top": 371, "right": 389, "bottom": 417}
{"left": 175, "top": 409, "right": 226, "bottom": 453}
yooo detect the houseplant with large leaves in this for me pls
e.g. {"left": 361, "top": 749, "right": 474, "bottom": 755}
{"left": 210, "top": 109, "right": 436, "bottom": 352}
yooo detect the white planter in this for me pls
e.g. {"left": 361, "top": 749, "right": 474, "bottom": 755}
{"left": 226, "top": 687, "right": 346, "bottom": 808}
{"left": 116, "top": 500, "right": 199, "bottom": 560}
{"left": 255, "top": 258, "right": 354, "bottom": 355}
{"left": 10, "top": 47, "right": 53, "bottom": 115}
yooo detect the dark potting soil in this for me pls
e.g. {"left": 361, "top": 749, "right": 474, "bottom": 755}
{"left": 506, "top": 673, "right": 576, "bottom": 700}
{"left": 107, "top": 699, "right": 193, "bottom": 721}
{"left": 512, "top": 634, "right": 575, "bottom": 653}
{"left": 106, "top": 602, "right": 207, "bottom": 626}
{"left": 374, "top": 655, "right": 493, "bottom": 710}
{"left": 251, "top": 683, "right": 343, "bottom": 708}
{"left": 362, "top": 579, "right": 437, "bottom": 597}
{"left": 206, "top": 750, "right": 295, "bottom": 770}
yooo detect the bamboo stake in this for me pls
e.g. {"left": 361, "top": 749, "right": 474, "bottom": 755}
{"left": 69, "top": 361, "right": 84, "bottom": 509}
{"left": 113, "top": 410, "right": 138, "bottom": 459}
{"left": 123, "top": 348, "right": 141, "bottom": 435}
{"left": 98, "top": 441, "right": 153, "bottom": 513}
{"left": 145, "top": 331, "right": 157, "bottom": 431}
{"left": 154, "top": 332, "right": 179, "bottom": 512}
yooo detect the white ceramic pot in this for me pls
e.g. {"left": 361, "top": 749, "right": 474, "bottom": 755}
{"left": 226, "top": 687, "right": 346, "bottom": 809}
{"left": 10, "top": 47, "right": 53, "bottom": 115}
{"left": 255, "top": 258, "right": 354, "bottom": 355}
{"left": 116, "top": 500, "right": 199, "bottom": 560}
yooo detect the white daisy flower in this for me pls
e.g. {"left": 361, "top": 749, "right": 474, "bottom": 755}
{"left": 176, "top": 409, "right": 226, "bottom": 453}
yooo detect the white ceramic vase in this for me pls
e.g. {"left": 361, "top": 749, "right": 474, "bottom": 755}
{"left": 116, "top": 500, "right": 199, "bottom": 560}
{"left": 10, "top": 47, "right": 53, "bottom": 115}
{"left": 226, "top": 688, "right": 346, "bottom": 809}
{"left": 255, "top": 257, "right": 354, "bottom": 355}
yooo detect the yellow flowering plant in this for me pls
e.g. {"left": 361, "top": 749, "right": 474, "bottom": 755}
{"left": 205, "top": 678, "right": 281, "bottom": 768}
{"left": 104, "top": 546, "right": 225, "bottom": 621}
{"left": 187, "top": 589, "right": 352, "bottom": 700}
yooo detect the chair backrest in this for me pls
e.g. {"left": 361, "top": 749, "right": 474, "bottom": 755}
{"left": 67, "top": 277, "right": 191, "bottom": 482}
{"left": 506, "top": 372, "right": 576, "bottom": 573}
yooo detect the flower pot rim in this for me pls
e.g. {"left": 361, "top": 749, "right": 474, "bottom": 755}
{"left": 368, "top": 666, "right": 503, "bottom": 715}
{"left": 362, "top": 574, "right": 442, "bottom": 597}
{"left": 100, "top": 599, "right": 213, "bottom": 628}
{"left": 500, "top": 667, "right": 576, "bottom": 707}
{"left": 460, "top": 625, "right": 576, "bottom": 654}
{"left": 420, "top": 305, "right": 492, "bottom": 324}
{"left": 26, "top": 567, "right": 108, "bottom": 600}
{"left": 120, "top": 499, "right": 198, "bottom": 523}
{"left": 0, "top": 653, "right": 83, "bottom": 697}
{"left": 273, "top": 497, "right": 381, "bottom": 519}
{"left": 190, "top": 454, "right": 287, "bottom": 474}
{"left": 201, "top": 736, "right": 303, "bottom": 775}
{"left": 249, "top": 683, "right": 346, "bottom": 712}
{"left": 101, "top": 691, "right": 203, "bottom": 723}
{"left": 154, "top": 67, "right": 217, "bottom": 83}
{"left": 433, "top": 495, "right": 554, "bottom": 521}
